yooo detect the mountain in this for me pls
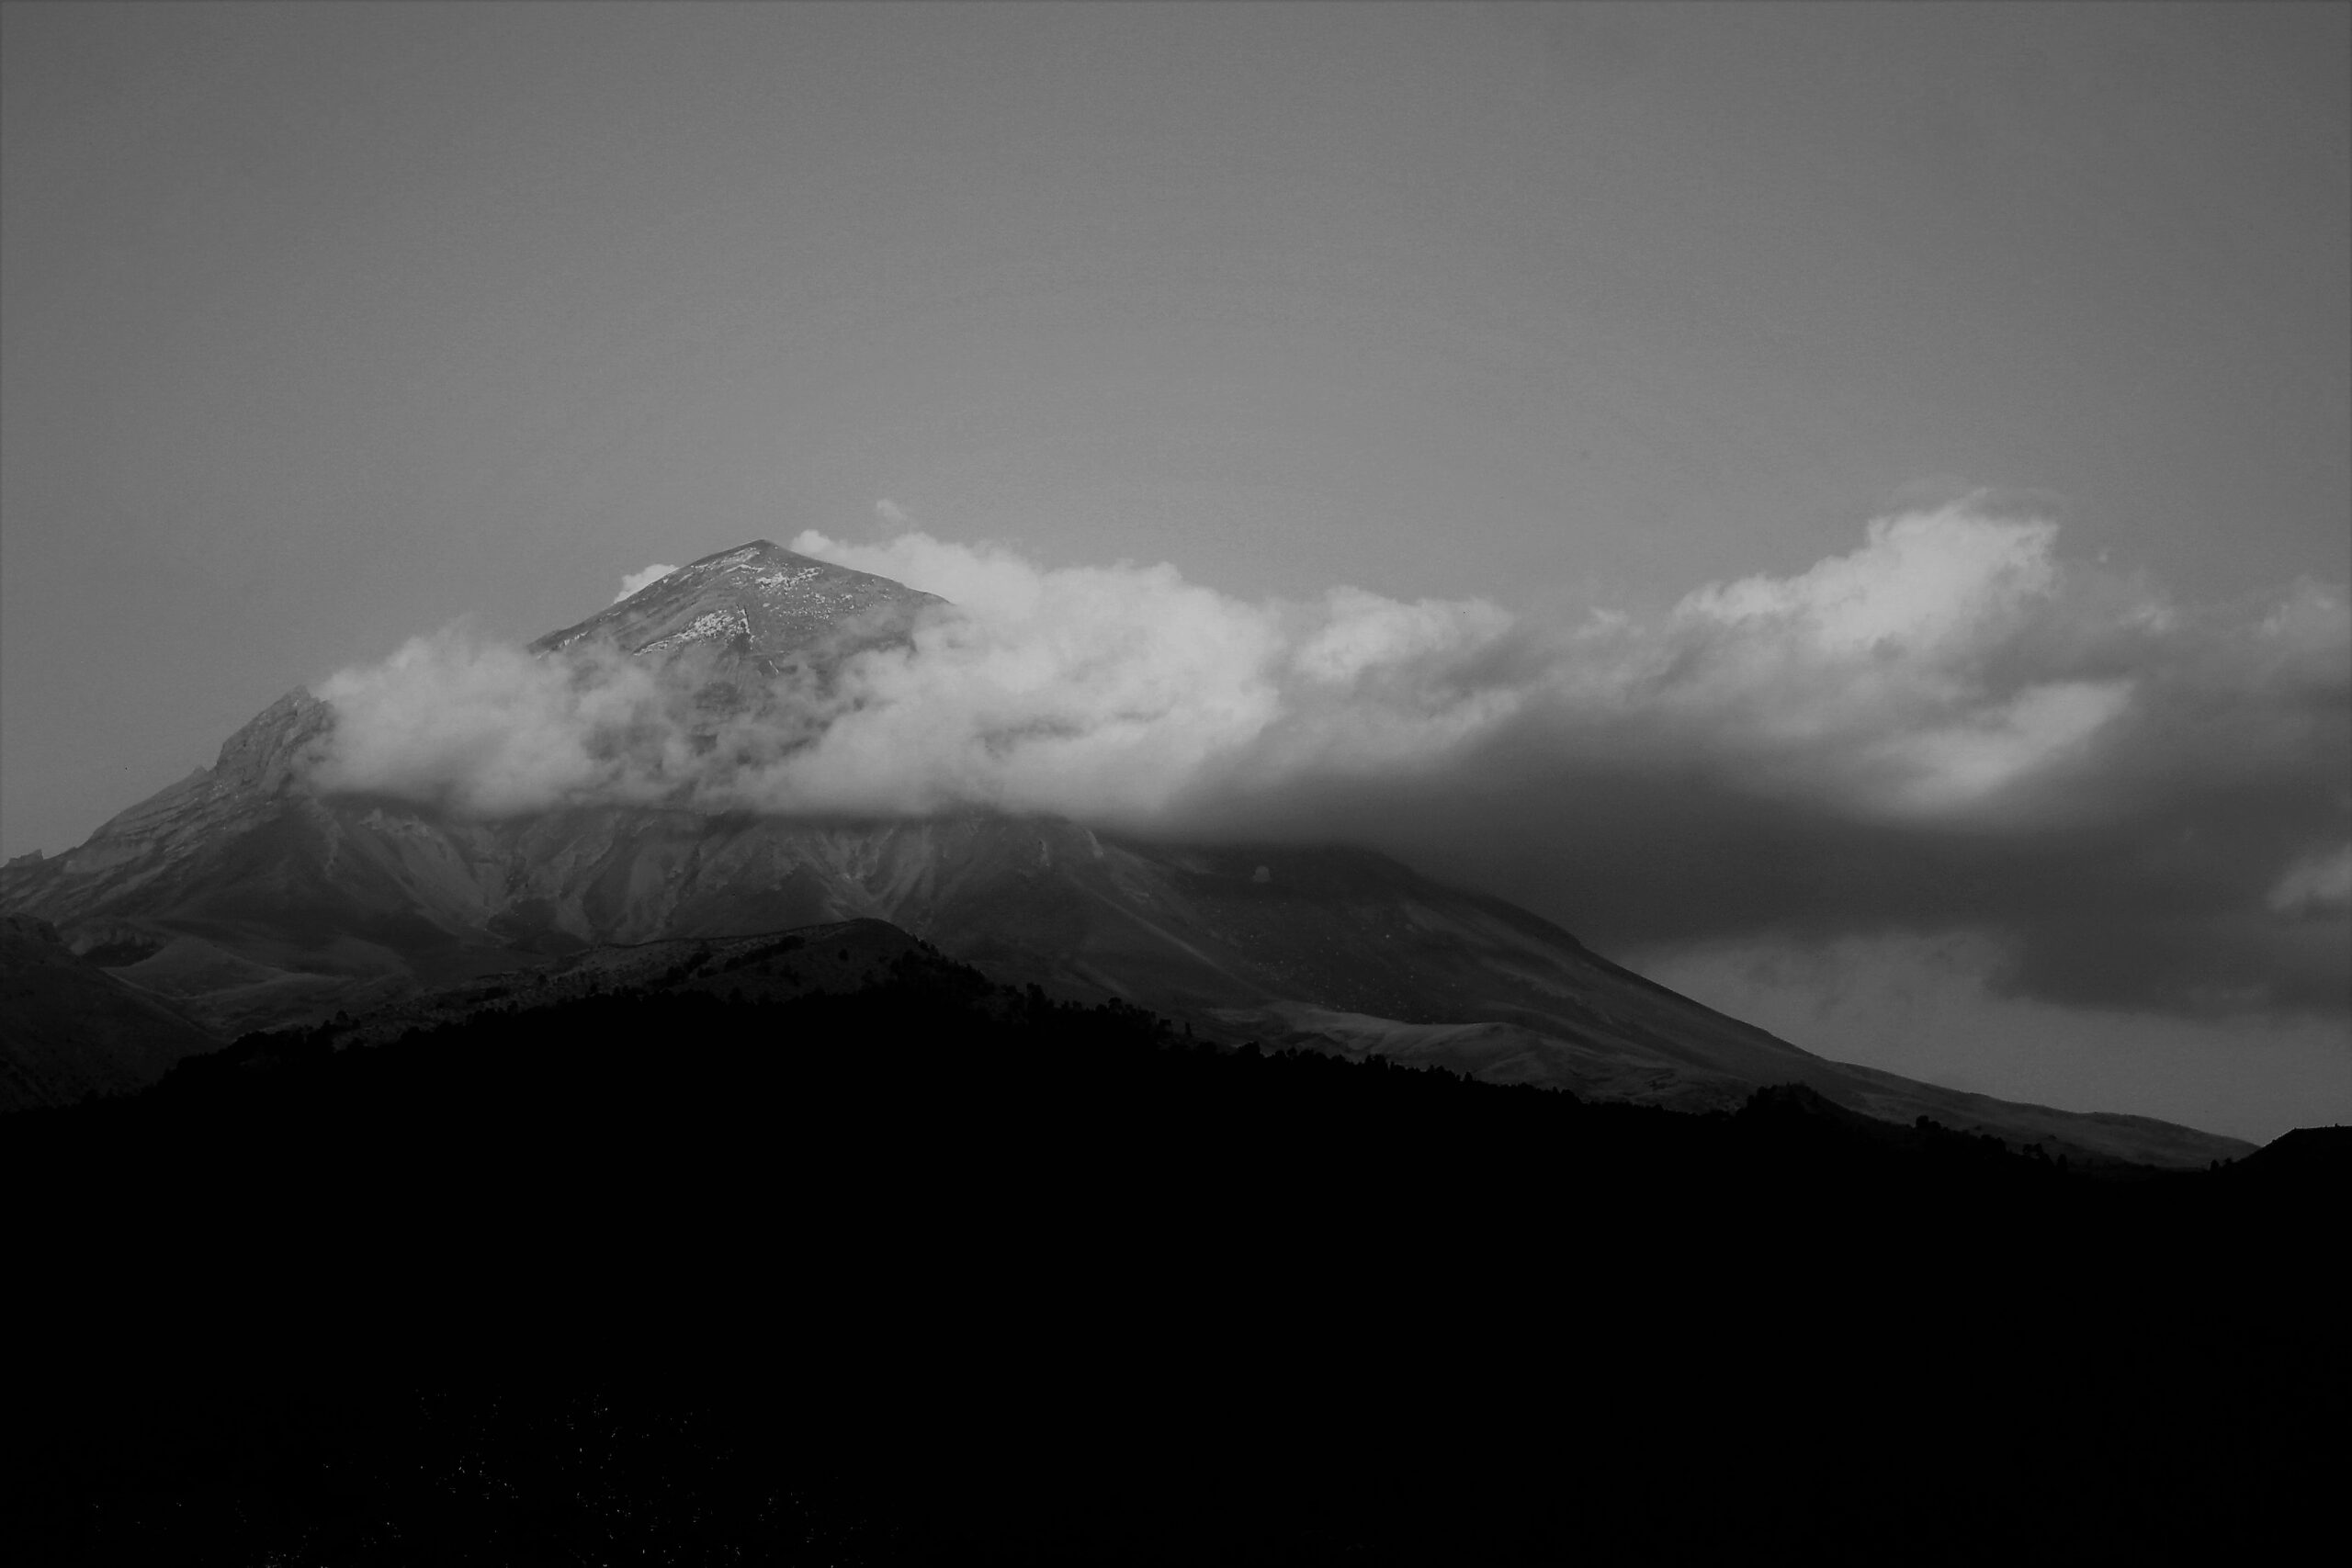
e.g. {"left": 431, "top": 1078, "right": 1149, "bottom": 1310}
{"left": 0, "top": 541, "right": 946, "bottom": 1041}
{"left": 530, "top": 538, "right": 946, "bottom": 669}
{"left": 0, "top": 541, "right": 2256, "bottom": 1165}
{"left": 1, "top": 914, "right": 218, "bottom": 1107}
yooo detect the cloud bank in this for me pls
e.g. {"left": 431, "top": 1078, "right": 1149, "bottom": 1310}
{"left": 1641, "top": 930, "right": 2351, "bottom": 1143}
{"left": 311, "top": 500, "right": 2349, "bottom": 1029}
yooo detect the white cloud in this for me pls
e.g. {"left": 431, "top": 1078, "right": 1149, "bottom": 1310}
{"left": 311, "top": 501, "right": 2342, "bottom": 835}
{"left": 876, "top": 499, "right": 910, "bottom": 527}
{"left": 296, "top": 498, "right": 2349, "bottom": 1023}
{"left": 310, "top": 633, "right": 690, "bottom": 816}
{"left": 1870, "top": 679, "right": 2133, "bottom": 816}
{"left": 1677, "top": 510, "right": 2057, "bottom": 658}
{"left": 733, "top": 530, "right": 1523, "bottom": 819}
{"left": 613, "top": 564, "right": 679, "bottom": 604}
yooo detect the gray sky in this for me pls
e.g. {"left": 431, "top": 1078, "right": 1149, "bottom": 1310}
{"left": 5, "top": 3, "right": 2346, "bottom": 1135}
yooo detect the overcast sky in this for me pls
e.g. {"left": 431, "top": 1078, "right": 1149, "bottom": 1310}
{"left": 4, "top": 3, "right": 2345, "bottom": 1137}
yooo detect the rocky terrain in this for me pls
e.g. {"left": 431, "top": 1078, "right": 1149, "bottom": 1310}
{"left": 532, "top": 538, "right": 946, "bottom": 672}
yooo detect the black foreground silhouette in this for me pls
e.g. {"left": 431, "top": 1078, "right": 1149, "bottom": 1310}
{"left": 5, "top": 931, "right": 2343, "bottom": 1563}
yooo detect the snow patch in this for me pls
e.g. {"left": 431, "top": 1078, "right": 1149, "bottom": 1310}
{"left": 637, "top": 609, "right": 749, "bottom": 655}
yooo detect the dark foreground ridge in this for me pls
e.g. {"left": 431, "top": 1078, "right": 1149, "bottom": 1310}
{"left": 6, "top": 933, "right": 2344, "bottom": 1564}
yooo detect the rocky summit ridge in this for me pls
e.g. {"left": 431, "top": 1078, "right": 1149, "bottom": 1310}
{"left": 0, "top": 544, "right": 2261, "bottom": 1167}
{"left": 531, "top": 540, "right": 945, "bottom": 677}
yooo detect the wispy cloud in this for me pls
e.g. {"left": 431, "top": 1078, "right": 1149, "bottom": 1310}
{"left": 308, "top": 499, "right": 2348, "bottom": 1022}
{"left": 612, "top": 564, "right": 679, "bottom": 604}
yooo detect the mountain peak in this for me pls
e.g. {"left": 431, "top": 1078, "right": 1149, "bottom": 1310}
{"left": 530, "top": 541, "right": 947, "bottom": 670}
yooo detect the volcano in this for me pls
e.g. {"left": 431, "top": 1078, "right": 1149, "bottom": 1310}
{"left": 533, "top": 539, "right": 945, "bottom": 663}
{"left": 0, "top": 542, "right": 2251, "bottom": 1165}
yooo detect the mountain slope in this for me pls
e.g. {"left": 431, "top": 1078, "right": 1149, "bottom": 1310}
{"left": 0, "top": 915, "right": 220, "bottom": 1109}
{"left": 0, "top": 542, "right": 2256, "bottom": 1165}
{"left": 532, "top": 539, "right": 945, "bottom": 670}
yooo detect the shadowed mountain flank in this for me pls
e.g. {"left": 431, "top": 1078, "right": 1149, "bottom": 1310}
{"left": 0, "top": 915, "right": 219, "bottom": 1110}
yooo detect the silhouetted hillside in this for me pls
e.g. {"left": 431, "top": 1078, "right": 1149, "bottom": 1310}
{"left": 0, "top": 913, "right": 218, "bottom": 1109}
{"left": 5, "top": 953, "right": 2342, "bottom": 1563}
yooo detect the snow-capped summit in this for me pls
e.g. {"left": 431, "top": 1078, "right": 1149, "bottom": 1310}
{"left": 531, "top": 541, "right": 946, "bottom": 676}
